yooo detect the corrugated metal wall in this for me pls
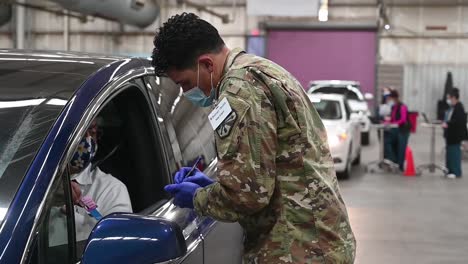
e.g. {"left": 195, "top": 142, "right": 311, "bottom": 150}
{"left": 403, "top": 65, "right": 468, "bottom": 119}
{"left": 377, "top": 64, "right": 404, "bottom": 92}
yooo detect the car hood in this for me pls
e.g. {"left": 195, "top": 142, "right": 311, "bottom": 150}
{"left": 322, "top": 120, "right": 348, "bottom": 135}
{"left": 347, "top": 100, "right": 369, "bottom": 112}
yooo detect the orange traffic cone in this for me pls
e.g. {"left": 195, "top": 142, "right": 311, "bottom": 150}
{"left": 404, "top": 146, "right": 416, "bottom": 177}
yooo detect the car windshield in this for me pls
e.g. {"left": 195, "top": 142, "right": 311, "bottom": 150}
{"left": 0, "top": 56, "right": 102, "bottom": 226}
{"left": 312, "top": 99, "right": 342, "bottom": 120}
{"left": 312, "top": 86, "right": 362, "bottom": 101}
{"left": 0, "top": 100, "right": 64, "bottom": 224}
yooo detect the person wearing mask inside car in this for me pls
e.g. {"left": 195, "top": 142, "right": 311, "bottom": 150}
{"left": 49, "top": 119, "right": 132, "bottom": 245}
{"left": 443, "top": 88, "right": 467, "bottom": 179}
{"left": 383, "top": 90, "right": 411, "bottom": 171}
{"left": 153, "top": 13, "right": 355, "bottom": 263}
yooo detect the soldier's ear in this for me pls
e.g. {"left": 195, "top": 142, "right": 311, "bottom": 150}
{"left": 198, "top": 56, "right": 214, "bottom": 73}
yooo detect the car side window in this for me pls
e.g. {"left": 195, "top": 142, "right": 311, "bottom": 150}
{"left": 28, "top": 170, "right": 75, "bottom": 264}
{"left": 345, "top": 90, "right": 360, "bottom": 101}
{"left": 64, "top": 81, "right": 170, "bottom": 259}
{"left": 145, "top": 76, "right": 217, "bottom": 174}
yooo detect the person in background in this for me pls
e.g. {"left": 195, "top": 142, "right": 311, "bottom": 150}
{"left": 379, "top": 87, "right": 392, "bottom": 120}
{"left": 384, "top": 90, "right": 411, "bottom": 171}
{"left": 381, "top": 86, "right": 392, "bottom": 104}
{"left": 379, "top": 87, "right": 393, "bottom": 160}
{"left": 443, "top": 88, "right": 467, "bottom": 179}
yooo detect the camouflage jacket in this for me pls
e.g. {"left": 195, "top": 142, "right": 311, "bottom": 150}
{"left": 193, "top": 48, "right": 356, "bottom": 264}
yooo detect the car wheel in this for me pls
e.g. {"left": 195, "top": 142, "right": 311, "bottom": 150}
{"left": 338, "top": 147, "right": 352, "bottom": 180}
{"left": 352, "top": 148, "right": 361, "bottom": 166}
{"left": 361, "top": 131, "right": 370, "bottom": 146}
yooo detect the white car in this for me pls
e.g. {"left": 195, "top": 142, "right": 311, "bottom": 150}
{"left": 308, "top": 93, "right": 362, "bottom": 179}
{"left": 308, "top": 80, "right": 373, "bottom": 146}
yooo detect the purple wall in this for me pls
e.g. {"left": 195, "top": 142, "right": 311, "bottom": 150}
{"left": 267, "top": 30, "right": 377, "bottom": 95}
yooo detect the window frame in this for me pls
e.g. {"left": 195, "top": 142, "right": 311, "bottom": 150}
{"left": 143, "top": 73, "right": 217, "bottom": 174}
{"left": 344, "top": 100, "right": 352, "bottom": 121}
{"left": 143, "top": 75, "right": 183, "bottom": 176}
{"left": 26, "top": 164, "right": 76, "bottom": 264}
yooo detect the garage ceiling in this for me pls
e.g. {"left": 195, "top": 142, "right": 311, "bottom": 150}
{"left": 170, "top": 0, "right": 468, "bottom": 7}
{"left": 388, "top": 0, "right": 468, "bottom": 4}
{"left": 331, "top": 0, "right": 468, "bottom": 6}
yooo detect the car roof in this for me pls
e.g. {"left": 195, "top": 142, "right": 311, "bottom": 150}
{"left": 308, "top": 93, "right": 345, "bottom": 102}
{"left": 309, "top": 80, "right": 361, "bottom": 87}
{"left": 0, "top": 50, "right": 140, "bottom": 101}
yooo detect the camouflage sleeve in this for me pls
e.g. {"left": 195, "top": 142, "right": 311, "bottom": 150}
{"left": 193, "top": 78, "right": 278, "bottom": 222}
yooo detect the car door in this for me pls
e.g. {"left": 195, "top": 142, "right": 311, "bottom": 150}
{"left": 143, "top": 74, "right": 244, "bottom": 264}
{"left": 95, "top": 76, "right": 204, "bottom": 263}
{"left": 26, "top": 168, "right": 77, "bottom": 264}
{"left": 29, "top": 70, "right": 204, "bottom": 264}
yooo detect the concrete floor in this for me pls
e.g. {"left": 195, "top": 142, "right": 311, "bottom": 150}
{"left": 340, "top": 127, "right": 468, "bottom": 264}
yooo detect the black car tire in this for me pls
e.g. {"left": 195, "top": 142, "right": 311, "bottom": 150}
{"left": 337, "top": 146, "right": 352, "bottom": 180}
{"left": 352, "top": 148, "right": 361, "bottom": 166}
{"left": 361, "top": 131, "right": 370, "bottom": 146}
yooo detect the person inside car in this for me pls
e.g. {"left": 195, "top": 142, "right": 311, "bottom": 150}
{"left": 49, "top": 118, "right": 132, "bottom": 245}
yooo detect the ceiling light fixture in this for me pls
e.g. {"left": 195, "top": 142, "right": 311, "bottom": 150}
{"left": 318, "top": 0, "right": 328, "bottom": 22}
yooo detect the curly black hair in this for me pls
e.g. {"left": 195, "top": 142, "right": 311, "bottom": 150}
{"left": 152, "top": 13, "right": 225, "bottom": 75}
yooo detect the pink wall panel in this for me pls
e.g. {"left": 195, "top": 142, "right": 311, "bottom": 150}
{"left": 267, "top": 30, "right": 377, "bottom": 94}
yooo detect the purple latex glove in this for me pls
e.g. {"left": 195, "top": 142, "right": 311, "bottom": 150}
{"left": 164, "top": 182, "right": 201, "bottom": 209}
{"left": 174, "top": 167, "right": 214, "bottom": 187}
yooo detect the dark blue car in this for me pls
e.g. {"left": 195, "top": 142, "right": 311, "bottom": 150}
{"left": 0, "top": 51, "right": 243, "bottom": 264}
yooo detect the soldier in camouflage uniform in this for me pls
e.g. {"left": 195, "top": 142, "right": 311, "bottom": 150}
{"left": 153, "top": 13, "right": 356, "bottom": 263}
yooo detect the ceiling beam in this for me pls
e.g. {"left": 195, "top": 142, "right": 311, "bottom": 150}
{"left": 330, "top": 2, "right": 468, "bottom": 7}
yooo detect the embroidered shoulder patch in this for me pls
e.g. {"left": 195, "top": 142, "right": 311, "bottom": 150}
{"left": 216, "top": 110, "right": 237, "bottom": 139}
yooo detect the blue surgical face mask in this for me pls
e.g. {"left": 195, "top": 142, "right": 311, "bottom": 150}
{"left": 387, "top": 100, "right": 395, "bottom": 107}
{"left": 183, "top": 64, "right": 216, "bottom": 107}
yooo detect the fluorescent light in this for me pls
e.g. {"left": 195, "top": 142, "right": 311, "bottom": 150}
{"left": 0, "top": 99, "right": 45, "bottom": 109}
{"left": 46, "top": 98, "right": 68, "bottom": 106}
{"left": 318, "top": 9, "right": 328, "bottom": 22}
{"left": 0, "top": 58, "right": 95, "bottom": 64}
{"left": 384, "top": 24, "right": 391, "bottom": 30}
{"left": 0, "top": 207, "right": 7, "bottom": 221}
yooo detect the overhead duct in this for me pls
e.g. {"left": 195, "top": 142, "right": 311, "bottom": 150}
{"left": 50, "top": 0, "right": 159, "bottom": 28}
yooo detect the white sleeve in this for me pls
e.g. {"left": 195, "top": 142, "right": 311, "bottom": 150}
{"left": 95, "top": 178, "right": 133, "bottom": 216}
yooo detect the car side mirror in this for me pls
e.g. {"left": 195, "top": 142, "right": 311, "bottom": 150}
{"left": 364, "top": 93, "right": 374, "bottom": 100}
{"left": 81, "top": 213, "right": 187, "bottom": 264}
